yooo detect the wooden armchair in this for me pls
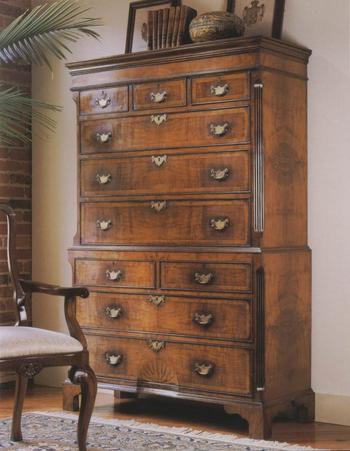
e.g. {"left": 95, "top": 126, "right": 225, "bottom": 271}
{"left": 0, "top": 205, "right": 96, "bottom": 451}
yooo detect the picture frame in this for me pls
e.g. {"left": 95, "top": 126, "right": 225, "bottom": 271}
{"left": 226, "top": 0, "right": 285, "bottom": 39}
{"left": 125, "top": 0, "right": 181, "bottom": 53}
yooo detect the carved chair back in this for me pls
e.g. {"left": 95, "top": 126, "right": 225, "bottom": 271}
{"left": 0, "top": 204, "right": 28, "bottom": 325}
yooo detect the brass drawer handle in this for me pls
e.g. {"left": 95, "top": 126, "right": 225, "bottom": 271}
{"left": 209, "top": 123, "right": 230, "bottom": 137}
{"left": 105, "top": 352, "right": 123, "bottom": 366}
{"left": 194, "top": 272, "right": 214, "bottom": 285}
{"left": 150, "top": 91, "right": 167, "bottom": 103}
{"left": 151, "top": 155, "right": 167, "bottom": 167}
{"left": 210, "top": 217, "right": 230, "bottom": 232}
{"left": 106, "top": 269, "right": 123, "bottom": 281}
{"left": 96, "top": 173, "right": 112, "bottom": 185}
{"left": 105, "top": 304, "right": 122, "bottom": 319}
{"left": 95, "top": 91, "right": 111, "bottom": 109}
{"left": 96, "top": 219, "right": 112, "bottom": 231}
{"left": 148, "top": 340, "right": 165, "bottom": 353}
{"left": 147, "top": 295, "right": 166, "bottom": 307}
{"left": 209, "top": 168, "right": 230, "bottom": 181}
{"left": 150, "top": 200, "right": 167, "bottom": 212}
{"left": 193, "top": 312, "right": 214, "bottom": 327}
{"left": 210, "top": 83, "right": 229, "bottom": 97}
{"left": 193, "top": 362, "right": 215, "bottom": 377}
{"left": 151, "top": 114, "right": 167, "bottom": 126}
{"left": 96, "top": 132, "right": 112, "bottom": 143}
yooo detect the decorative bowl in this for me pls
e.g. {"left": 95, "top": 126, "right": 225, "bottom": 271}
{"left": 189, "top": 11, "right": 245, "bottom": 43}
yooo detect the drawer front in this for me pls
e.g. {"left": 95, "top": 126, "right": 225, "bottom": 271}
{"left": 80, "top": 87, "right": 128, "bottom": 115}
{"left": 81, "top": 199, "right": 250, "bottom": 246}
{"left": 77, "top": 292, "right": 252, "bottom": 342}
{"left": 75, "top": 259, "right": 156, "bottom": 289}
{"left": 80, "top": 151, "right": 250, "bottom": 197}
{"left": 161, "top": 261, "right": 252, "bottom": 293}
{"left": 87, "top": 334, "right": 252, "bottom": 396}
{"left": 80, "top": 107, "right": 250, "bottom": 153}
{"left": 133, "top": 79, "right": 186, "bottom": 110}
{"left": 192, "top": 72, "right": 250, "bottom": 105}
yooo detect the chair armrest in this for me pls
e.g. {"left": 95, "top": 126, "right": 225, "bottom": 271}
{"left": 21, "top": 279, "right": 89, "bottom": 348}
{"left": 20, "top": 280, "right": 89, "bottom": 299}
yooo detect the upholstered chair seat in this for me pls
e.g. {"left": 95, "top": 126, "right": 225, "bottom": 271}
{"left": 0, "top": 327, "right": 83, "bottom": 359}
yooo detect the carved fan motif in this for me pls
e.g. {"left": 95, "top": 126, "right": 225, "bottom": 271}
{"left": 139, "top": 361, "right": 178, "bottom": 385}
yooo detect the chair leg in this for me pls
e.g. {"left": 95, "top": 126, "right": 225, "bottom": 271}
{"left": 11, "top": 373, "right": 28, "bottom": 442}
{"left": 69, "top": 366, "right": 97, "bottom": 451}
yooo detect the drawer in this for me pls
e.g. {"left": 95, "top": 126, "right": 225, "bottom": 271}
{"left": 80, "top": 151, "right": 250, "bottom": 197}
{"left": 75, "top": 259, "right": 156, "bottom": 289}
{"left": 133, "top": 79, "right": 186, "bottom": 110}
{"left": 80, "top": 86, "right": 128, "bottom": 115}
{"left": 77, "top": 292, "right": 252, "bottom": 342}
{"left": 192, "top": 72, "right": 250, "bottom": 105}
{"left": 80, "top": 107, "right": 250, "bottom": 153}
{"left": 160, "top": 261, "right": 252, "bottom": 293}
{"left": 81, "top": 199, "right": 250, "bottom": 246}
{"left": 87, "top": 334, "right": 252, "bottom": 396}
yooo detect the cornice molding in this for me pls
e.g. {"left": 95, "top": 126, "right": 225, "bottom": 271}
{"left": 66, "top": 36, "right": 311, "bottom": 76}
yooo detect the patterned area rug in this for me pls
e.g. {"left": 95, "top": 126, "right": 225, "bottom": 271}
{"left": 0, "top": 413, "right": 325, "bottom": 451}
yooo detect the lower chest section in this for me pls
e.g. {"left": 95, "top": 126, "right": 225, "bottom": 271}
{"left": 71, "top": 249, "right": 259, "bottom": 400}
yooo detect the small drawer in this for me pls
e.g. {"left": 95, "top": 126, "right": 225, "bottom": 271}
{"left": 192, "top": 72, "right": 250, "bottom": 105}
{"left": 81, "top": 199, "right": 250, "bottom": 246}
{"left": 77, "top": 292, "right": 252, "bottom": 342}
{"left": 87, "top": 334, "right": 252, "bottom": 396}
{"left": 80, "top": 151, "right": 250, "bottom": 198}
{"left": 160, "top": 261, "right": 252, "bottom": 293}
{"left": 80, "top": 107, "right": 250, "bottom": 154}
{"left": 133, "top": 79, "right": 186, "bottom": 110}
{"left": 75, "top": 259, "right": 156, "bottom": 289}
{"left": 80, "top": 86, "right": 128, "bottom": 115}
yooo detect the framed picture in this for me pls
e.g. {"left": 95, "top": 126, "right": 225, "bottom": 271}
{"left": 125, "top": 0, "right": 181, "bottom": 53}
{"left": 226, "top": 0, "right": 285, "bottom": 39}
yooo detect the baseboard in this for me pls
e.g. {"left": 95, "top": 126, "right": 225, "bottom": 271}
{"left": 316, "top": 392, "right": 350, "bottom": 426}
{"left": 0, "top": 380, "right": 15, "bottom": 390}
{"left": 0, "top": 371, "right": 15, "bottom": 386}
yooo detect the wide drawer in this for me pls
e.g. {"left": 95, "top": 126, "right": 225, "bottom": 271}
{"left": 80, "top": 86, "right": 128, "bottom": 115}
{"left": 160, "top": 261, "right": 252, "bottom": 293}
{"left": 81, "top": 199, "right": 250, "bottom": 246}
{"left": 77, "top": 292, "right": 252, "bottom": 342}
{"left": 80, "top": 107, "right": 250, "bottom": 153}
{"left": 80, "top": 151, "right": 250, "bottom": 197}
{"left": 192, "top": 72, "right": 250, "bottom": 105}
{"left": 87, "top": 334, "right": 252, "bottom": 396}
{"left": 75, "top": 259, "right": 156, "bottom": 289}
{"left": 133, "top": 79, "right": 186, "bottom": 110}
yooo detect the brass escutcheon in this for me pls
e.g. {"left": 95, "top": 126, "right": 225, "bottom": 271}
{"left": 105, "top": 353, "right": 123, "bottom": 366}
{"left": 150, "top": 91, "right": 167, "bottom": 103}
{"left": 210, "top": 83, "right": 229, "bottom": 97}
{"left": 105, "top": 305, "right": 122, "bottom": 319}
{"left": 147, "top": 295, "right": 166, "bottom": 307}
{"left": 151, "top": 114, "right": 167, "bottom": 126}
{"left": 193, "top": 362, "right": 215, "bottom": 377}
{"left": 95, "top": 91, "right": 111, "bottom": 108}
{"left": 148, "top": 340, "right": 165, "bottom": 353}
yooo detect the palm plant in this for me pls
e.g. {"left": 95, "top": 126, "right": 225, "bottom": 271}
{"left": 0, "top": 0, "right": 101, "bottom": 145}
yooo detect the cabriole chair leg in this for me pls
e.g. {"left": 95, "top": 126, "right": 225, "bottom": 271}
{"left": 11, "top": 373, "right": 28, "bottom": 442}
{"left": 69, "top": 366, "right": 97, "bottom": 451}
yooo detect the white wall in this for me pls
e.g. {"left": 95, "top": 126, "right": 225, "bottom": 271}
{"left": 32, "top": 0, "right": 350, "bottom": 424}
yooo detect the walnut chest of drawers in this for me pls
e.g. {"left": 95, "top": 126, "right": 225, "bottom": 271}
{"left": 66, "top": 37, "right": 313, "bottom": 439}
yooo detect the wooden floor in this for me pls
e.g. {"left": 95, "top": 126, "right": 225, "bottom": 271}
{"left": 0, "top": 386, "right": 350, "bottom": 450}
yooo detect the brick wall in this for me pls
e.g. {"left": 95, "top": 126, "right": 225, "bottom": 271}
{"left": 0, "top": 0, "right": 32, "bottom": 384}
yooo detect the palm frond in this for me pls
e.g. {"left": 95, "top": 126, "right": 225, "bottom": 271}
{"left": 0, "top": 0, "right": 101, "bottom": 69}
{"left": 0, "top": 84, "right": 61, "bottom": 145}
